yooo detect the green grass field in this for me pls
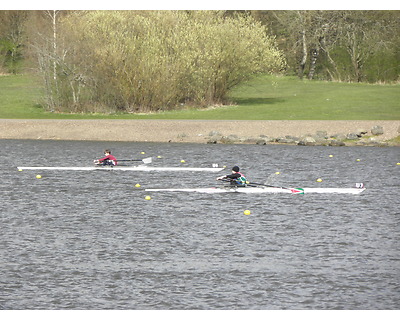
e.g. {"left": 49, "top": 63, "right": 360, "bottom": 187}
{"left": 0, "top": 74, "right": 399, "bottom": 119}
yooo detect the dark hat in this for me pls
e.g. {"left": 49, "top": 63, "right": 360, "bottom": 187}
{"left": 232, "top": 166, "right": 240, "bottom": 172}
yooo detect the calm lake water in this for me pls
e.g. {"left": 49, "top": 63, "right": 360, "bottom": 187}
{"left": 0, "top": 139, "right": 399, "bottom": 310}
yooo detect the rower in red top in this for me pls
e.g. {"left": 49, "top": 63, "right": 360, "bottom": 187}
{"left": 216, "top": 166, "right": 248, "bottom": 187}
{"left": 94, "top": 149, "right": 118, "bottom": 166}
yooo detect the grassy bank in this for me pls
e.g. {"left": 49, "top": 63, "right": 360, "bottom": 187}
{"left": 0, "top": 74, "right": 399, "bottom": 120}
{"left": 0, "top": 74, "right": 44, "bottom": 118}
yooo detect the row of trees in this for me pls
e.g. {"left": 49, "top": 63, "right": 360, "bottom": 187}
{"left": 0, "top": 11, "right": 27, "bottom": 74}
{"left": 0, "top": 10, "right": 399, "bottom": 113}
{"left": 249, "top": 10, "right": 400, "bottom": 83}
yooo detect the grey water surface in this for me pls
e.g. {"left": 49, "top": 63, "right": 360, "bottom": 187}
{"left": 0, "top": 139, "right": 399, "bottom": 309}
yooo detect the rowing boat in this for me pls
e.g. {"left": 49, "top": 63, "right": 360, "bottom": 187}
{"left": 18, "top": 155, "right": 223, "bottom": 172}
{"left": 145, "top": 186, "right": 366, "bottom": 194}
{"left": 17, "top": 166, "right": 225, "bottom": 172}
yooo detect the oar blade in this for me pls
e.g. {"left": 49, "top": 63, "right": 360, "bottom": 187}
{"left": 290, "top": 188, "right": 304, "bottom": 194}
{"left": 142, "top": 157, "right": 152, "bottom": 164}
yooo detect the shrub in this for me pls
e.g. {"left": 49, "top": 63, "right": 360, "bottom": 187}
{"left": 45, "top": 11, "right": 285, "bottom": 113}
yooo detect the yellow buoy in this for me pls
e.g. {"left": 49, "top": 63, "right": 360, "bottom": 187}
{"left": 244, "top": 210, "right": 251, "bottom": 215}
{"left": 356, "top": 159, "right": 361, "bottom": 162}
{"left": 141, "top": 152, "right": 146, "bottom": 154}
{"left": 18, "top": 168, "right": 23, "bottom": 171}
{"left": 180, "top": 160, "right": 185, "bottom": 163}
{"left": 135, "top": 184, "right": 141, "bottom": 188}
{"left": 145, "top": 195, "right": 151, "bottom": 200}
{"left": 329, "top": 155, "right": 334, "bottom": 158}
{"left": 275, "top": 172, "right": 280, "bottom": 175}
{"left": 397, "top": 162, "right": 400, "bottom": 165}
{"left": 36, "top": 175, "right": 42, "bottom": 179}
{"left": 157, "top": 156, "right": 162, "bottom": 159}
{"left": 316, "top": 178, "right": 323, "bottom": 182}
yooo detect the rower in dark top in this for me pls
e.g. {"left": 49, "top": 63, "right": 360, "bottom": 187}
{"left": 94, "top": 149, "right": 118, "bottom": 166}
{"left": 216, "top": 166, "right": 247, "bottom": 187}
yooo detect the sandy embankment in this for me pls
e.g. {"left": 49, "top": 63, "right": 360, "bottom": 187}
{"left": 0, "top": 119, "right": 399, "bottom": 144}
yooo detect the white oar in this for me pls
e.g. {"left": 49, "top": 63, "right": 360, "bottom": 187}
{"left": 220, "top": 179, "right": 303, "bottom": 193}
{"left": 247, "top": 181, "right": 303, "bottom": 191}
{"left": 117, "top": 157, "right": 152, "bottom": 164}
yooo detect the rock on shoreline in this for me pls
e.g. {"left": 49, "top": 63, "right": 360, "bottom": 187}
{"left": 0, "top": 119, "right": 399, "bottom": 147}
